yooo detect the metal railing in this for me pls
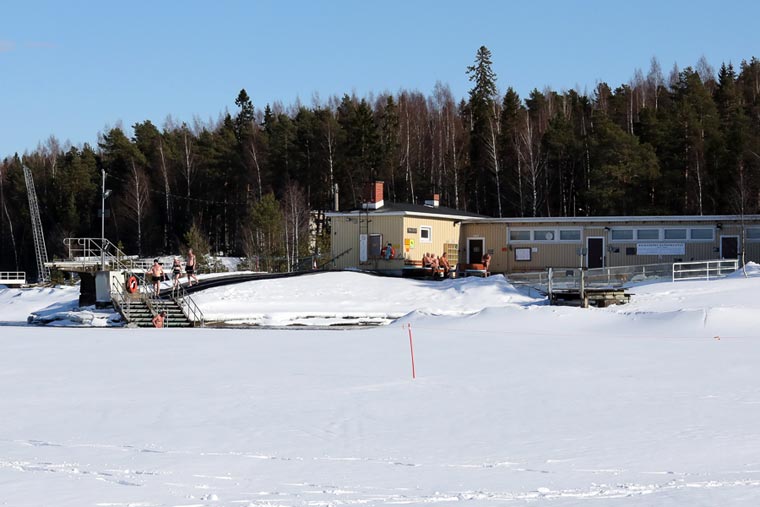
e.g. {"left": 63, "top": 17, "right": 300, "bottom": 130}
{"left": 63, "top": 237, "right": 146, "bottom": 271}
{"left": 111, "top": 274, "right": 139, "bottom": 322}
{"left": 170, "top": 282, "right": 205, "bottom": 327}
{"left": 318, "top": 248, "right": 352, "bottom": 270}
{"left": 142, "top": 273, "right": 167, "bottom": 318}
{"left": 508, "top": 262, "right": 674, "bottom": 294}
{"left": 0, "top": 272, "right": 26, "bottom": 284}
{"left": 672, "top": 259, "right": 739, "bottom": 282}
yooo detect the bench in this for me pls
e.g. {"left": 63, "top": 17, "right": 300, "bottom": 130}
{"left": 458, "top": 263, "right": 488, "bottom": 277}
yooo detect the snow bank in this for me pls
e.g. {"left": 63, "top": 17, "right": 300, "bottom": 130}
{"left": 0, "top": 285, "right": 121, "bottom": 327}
{"left": 192, "top": 271, "right": 541, "bottom": 326}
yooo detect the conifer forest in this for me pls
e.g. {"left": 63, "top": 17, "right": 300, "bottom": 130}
{"left": 2, "top": 47, "right": 760, "bottom": 274}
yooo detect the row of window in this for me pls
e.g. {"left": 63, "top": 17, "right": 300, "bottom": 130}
{"left": 418, "top": 225, "right": 760, "bottom": 244}
{"left": 509, "top": 228, "right": 582, "bottom": 242}
{"left": 609, "top": 228, "right": 714, "bottom": 242}
{"left": 508, "top": 226, "right": 724, "bottom": 243}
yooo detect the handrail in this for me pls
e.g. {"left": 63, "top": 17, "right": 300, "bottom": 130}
{"left": 111, "top": 275, "right": 132, "bottom": 321}
{"left": 141, "top": 272, "right": 166, "bottom": 318}
{"left": 318, "top": 247, "right": 352, "bottom": 269}
{"left": 170, "top": 282, "right": 205, "bottom": 327}
{"left": 63, "top": 237, "right": 145, "bottom": 271}
{"left": 672, "top": 259, "right": 739, "bottom": 282}
{"left": 0, "top": 272, "right": 26, "bottom": 283}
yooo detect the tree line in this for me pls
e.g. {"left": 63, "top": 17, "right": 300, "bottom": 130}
{"left": 2, "top": 47, "right": 760, "bottom": 276}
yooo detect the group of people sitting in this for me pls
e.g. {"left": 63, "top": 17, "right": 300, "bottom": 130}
{"left": 421, "top": 251, "right": 492, "bottom": 278}
{"left": 422, "top": 252, "right": 452, "bottom": 278}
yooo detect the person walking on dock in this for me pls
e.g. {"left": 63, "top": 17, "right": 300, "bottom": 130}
{"left": 171, "top": 257, "right": 183, "bottom": 291}
{"left": 147, "top": 259, "right": 164, "bottom": 295}
{"left": 186, "top": 249, "right": 199, "bottom": 286}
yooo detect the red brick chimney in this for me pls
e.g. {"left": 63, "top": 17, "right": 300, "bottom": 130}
{"left": 424, "top": 193, "right": 440, "bottom": 208}
{"left": 361, "top": 181, "right": 384, "bottom": 209}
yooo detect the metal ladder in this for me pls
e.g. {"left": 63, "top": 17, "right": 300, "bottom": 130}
{"left": 23, "top": 165, "right": 50, "bottom": 283}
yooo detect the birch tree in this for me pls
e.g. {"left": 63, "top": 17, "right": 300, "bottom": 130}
{"left": 122, "top": 159, "right": 150, "bottom": 256}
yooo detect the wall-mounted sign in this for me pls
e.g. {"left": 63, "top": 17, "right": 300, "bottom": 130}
{"left": 636, "top": 242, "right": 685, "bottom": 255}
{"left": 515, "top": 247, "right": 531, "bottom": 261}
{"left": 407, "top": 227, "right": 417, "bottom": 233}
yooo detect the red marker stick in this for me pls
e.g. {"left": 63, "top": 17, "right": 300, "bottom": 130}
{"left": 407, "top": 323, "right": 416, "bottom": 379}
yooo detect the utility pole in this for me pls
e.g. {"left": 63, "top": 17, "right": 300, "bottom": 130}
{"left": 100, "top": 168, "right": 112, "bottom": 269}
{"left": 101, "top": 168, "right": 106, "bottom": 268}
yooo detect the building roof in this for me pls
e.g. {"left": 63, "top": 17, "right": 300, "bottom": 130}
{"left": 461, "top": 214, "right": 760, "bottom": 225}
{"left": 326, "top": 201, "right": 487, "bottom": 220}
{"left": 328, "top": 205, "right": 760, "bottom": 225}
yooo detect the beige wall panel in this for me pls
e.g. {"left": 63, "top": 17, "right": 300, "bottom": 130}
{"left": 333, "top": 216, "right": 760, "bottom": 272}
{"left": 333, "top": 216, "right": 403, "bottom": 268}
{"left": 401, "top": 216, "right": 461, "bottom": 263}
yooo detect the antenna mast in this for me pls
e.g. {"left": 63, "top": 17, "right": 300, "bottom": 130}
{"left": 23, "top": 165, "right": 51, "bottom": 283}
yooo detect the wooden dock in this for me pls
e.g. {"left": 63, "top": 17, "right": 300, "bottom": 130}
{"left": 550, "top": 287, "right": 632, "bottom": 308}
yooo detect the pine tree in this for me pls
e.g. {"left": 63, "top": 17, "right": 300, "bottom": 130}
{"left": 466, "top": 45, "right": 500, "bottom": 215}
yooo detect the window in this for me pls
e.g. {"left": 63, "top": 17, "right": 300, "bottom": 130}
{"left": 664, "top": 228, "right": 687, "bottom": 240}
{"left": 611, "top": 229, "right": 634, "bottom": 241}
{"left": 509, "top": 229, "right": 531, "bottom": 241}
{"left": 690, "top": 228, "right": 714, "bottom": 241}
{"left": 747, "top": 228, "right": 760, "bottom": 241}
{"left": 508, "top": 227, "right": 581, "bottom": 243}
{"left": 636, "top": 229, "right": 660, "bottom": 240}
{"left": 534, "top": 230, "right": 555, "bottom": 241}
{"left": 420, "top": 226, "right": 432, "bottom": 243}
{"left": 559, "top": 229, "right": 581, "bottom": 241}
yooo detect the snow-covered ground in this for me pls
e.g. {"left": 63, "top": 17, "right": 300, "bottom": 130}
{"left": 193, "top": 272, "right": 539, "bottom": 326}
{"left": 1, "top": 267, "right": 760, "bottom": 506}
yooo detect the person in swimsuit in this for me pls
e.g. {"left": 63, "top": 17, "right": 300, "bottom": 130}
{"left": 186, "top": 249, "right": 199, "bottom": 286}
{"left": 147, "top": 259, "right": 164, "bottom": 294}
{"left": 482, "top": 252, "right": 491, "bottom": 276}
{"left": 172, "top": 257, "right": 183, "bottom": 290}
{"left": 439, "top": 252, "right": 451, "bottom": 277}
{"left": 152, "top": 310, "right": 166, "bottom": 328}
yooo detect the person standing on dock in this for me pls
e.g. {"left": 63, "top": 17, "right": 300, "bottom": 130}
{"left": 186, "top": 249, "right": 199, "bottom": 286}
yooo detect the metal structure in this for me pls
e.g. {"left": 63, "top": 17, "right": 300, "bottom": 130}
{"left": 0, "top": 271, "right": 26, "bottom": 286}
{"left": 54, "top": 237, "right": 204, "bottom": 327}
{"left": 508, "top": 262, "right": 675, "bottom": 295}
{"left": 60, "top": 237, "right": 149, "bottom": 272}
{"left": 672, "top": 259, "right": 739, "bottom": 282}
{"left": 22, "top": 165, "right": 51, "bottom": 283}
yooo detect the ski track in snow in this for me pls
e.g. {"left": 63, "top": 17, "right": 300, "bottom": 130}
{"left": 3, "top": 439, "right": 760, "bottom": 506}
{"left": 5, "top": 271, "right": 760, "bottom": 505}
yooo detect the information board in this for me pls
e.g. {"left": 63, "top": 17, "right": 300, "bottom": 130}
{"left": 636, "top": 242, "right": 685, "bottom": 255}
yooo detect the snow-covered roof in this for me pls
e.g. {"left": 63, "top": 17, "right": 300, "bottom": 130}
{"left": 326, "top": 201, "right": 486, "bottom": 220}
{"left": 462, "top": 214, "right": 760, "bottom": 225}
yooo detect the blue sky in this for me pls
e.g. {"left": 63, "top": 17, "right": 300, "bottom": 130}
{"left": 2, "top": 0, "right": 758, "bottom": 158}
